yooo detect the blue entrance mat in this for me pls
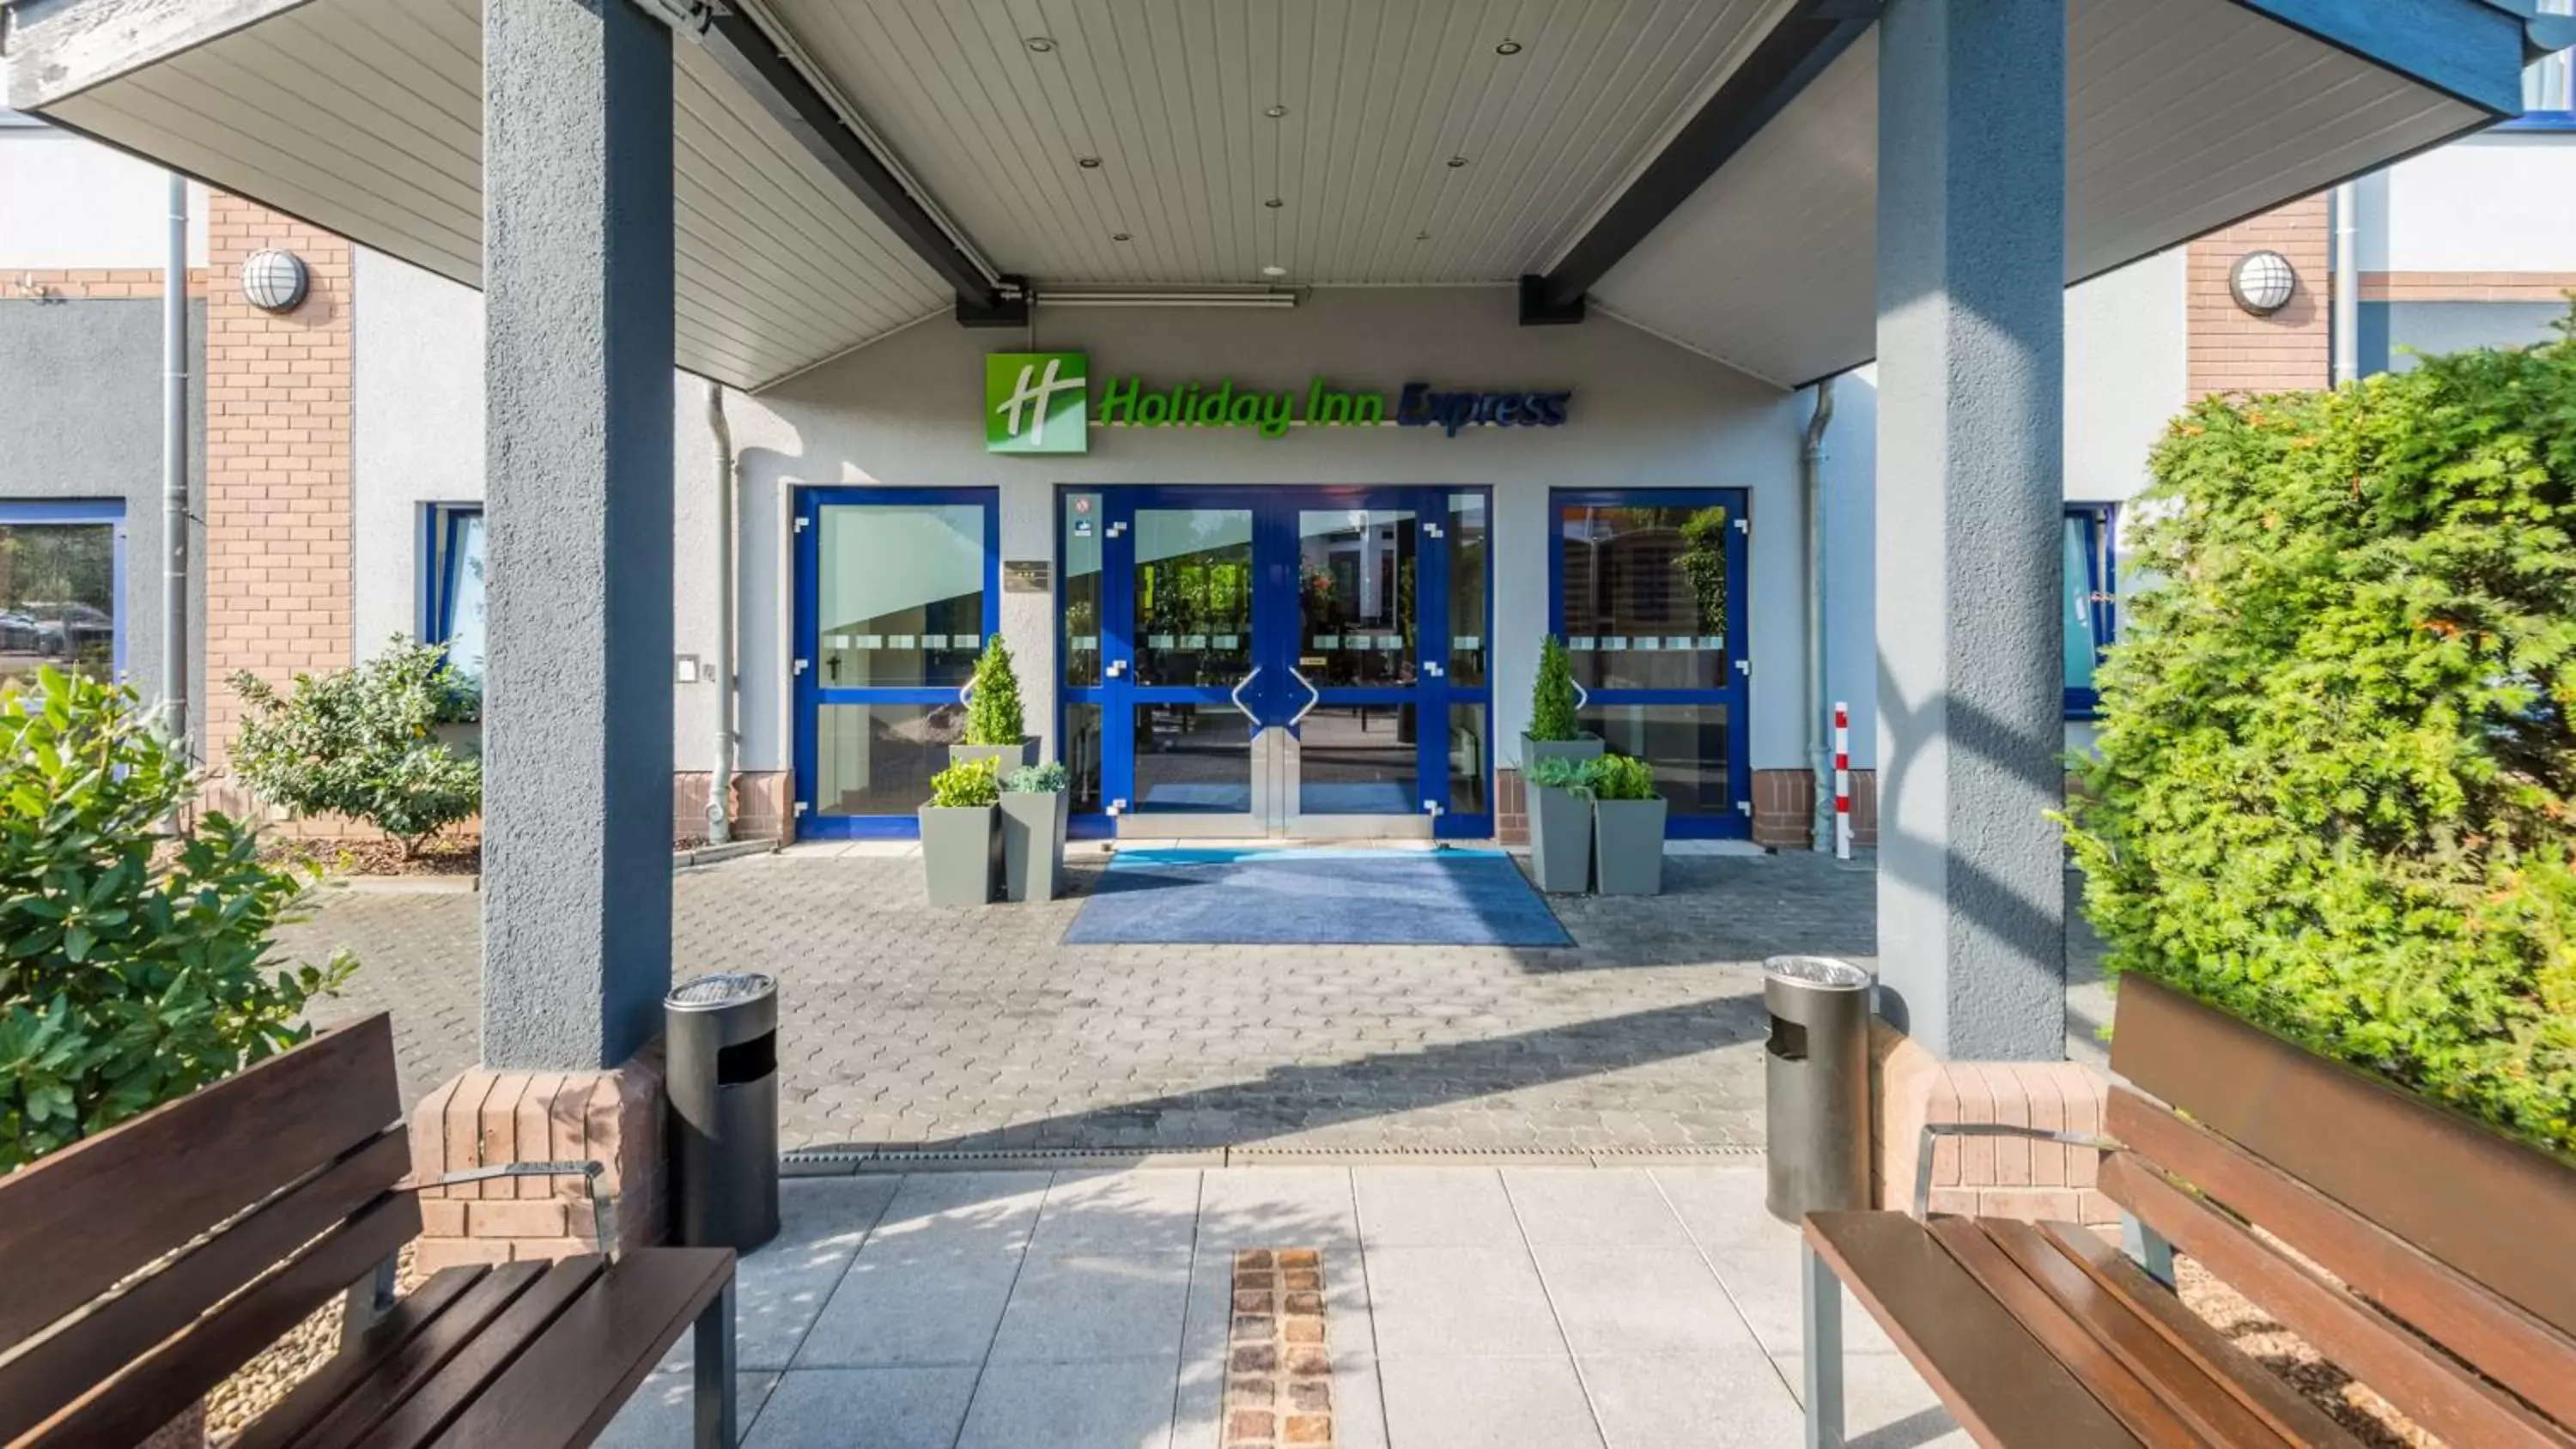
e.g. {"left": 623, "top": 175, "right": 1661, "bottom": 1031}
{"left": 1065, "top": 847, "right": 1571, "bottom": 948}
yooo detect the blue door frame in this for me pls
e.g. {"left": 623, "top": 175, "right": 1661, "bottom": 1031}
{"left": 792, "top": 487, "right": 1000, "bottom": 840}
{"left": 1547, "top": 487, "right": 1753, "bottom": 840}
{"left": 1059, "top": 485, "right": 1493, "bottom": 840}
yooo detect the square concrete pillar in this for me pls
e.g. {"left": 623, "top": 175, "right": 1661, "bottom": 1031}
{"left": 1873, "top": 0, "right": 2068, "bottom": 1060}
{"left": 478, "top": 0, "right": 676, "bottom": 1072}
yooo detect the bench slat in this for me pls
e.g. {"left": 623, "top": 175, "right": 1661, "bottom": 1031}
{"left": 20, "top": 1191, "right": 422, "bottom": 1449}
{"left": 424, "top": 1249, "right": 735, "bottom": 1449}
{"left": 2108, "top": 1086, "right": 2576, "bottom": 1427}
{"left": 1965, "top": 1219, "right": 2305, "bottom": 1448}
{"left": 2102, "top": 1155, "right": 2576, "bottom": 1449}
{"left": 0, "top": 1015, "right": 401, "bottom": 1349}
{"left": 1806, "top": 1211, "right": 2148, "bottom": 1448}
{"left": 346, "top": 1256, "right": 609, "bottom": 1449}
{"left": 0, "top": 1127, "right": 410, "bottom": 1445}
{"left": 2110, "top": 975, "right": 2576, "bottom": 1341}
{"left": 237, "top": 1263, "right": 544, "bottom": 1449}
{"left": 2038, "top": 1223, "right": 2366, "bottom": 1449}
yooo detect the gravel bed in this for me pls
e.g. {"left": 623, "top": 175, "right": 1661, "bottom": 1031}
{"left": 204, "top": 1245, "right": 420, "bottom": 1445}
{"left": 2176, "top": 1252, "right": 2437, "bottom": 1447}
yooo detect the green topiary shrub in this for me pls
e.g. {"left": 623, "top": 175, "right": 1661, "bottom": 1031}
{"left": 2067, "top": 309, "right": 2576, "bottom": 1156}
{"left": 1529, "top": 635, "right": 1583, "bottom": 743}
{"left": 1592, "top": 755, "right": 1658, "bottom": 802}
{"left": 230, "top": 638, "right": 483, "bottom": 858}
{"left": 929, "top": 757, "right": 1000, "bottom": 809}
{"left": 964, "top": 637, "right": 1027, "bottom": 747}
{"left": 1, "top": 668, "right": 355, "bottom": 1169}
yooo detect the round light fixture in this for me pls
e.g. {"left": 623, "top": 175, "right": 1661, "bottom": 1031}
{"left": 1263, "top": 197, "right": 1285, "bottom": 209}
{"left": 239, "top": 249, "right": 308, "bottom": 312}
{"left": 1415, "top": 230, "right": 1431, "bottom": 241}
{"left": 1264, "top": 104, "right": 1288, "bottom": 118}
{"left": 1496, "top": 39, "right": 1523, "bottom": 55}
{"left": 1112, "top": 232, "right": 1132, "bottom": 242}
{"left": 1078, "top": 156, "right": 1103, "bottom": 169}
{"left": 2228, "top": 250, "right": 2298, "bottom": 316}
{"left": 1024, "top": 35, "right": 1054, "bottom": 52}
{"left": 1446, "top": 155, "right": 1469, "bottom": 169}
{"left": 1261, "top": 264, "right": 1287, "bottom": 277}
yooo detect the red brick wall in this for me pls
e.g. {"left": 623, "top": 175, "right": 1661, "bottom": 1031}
{"left": 2187, "top": 194, "right": 2331, "bottom": 400}
{"left": 202, "top": 194, "right": 353, "bottom": 765}
{"left": 0, "top": 267, "right": 210, "bottom": 300}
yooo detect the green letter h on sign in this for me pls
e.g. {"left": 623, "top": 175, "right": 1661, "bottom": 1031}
{"left": 987, "top": 352, "right": 1089, "bottom": 454}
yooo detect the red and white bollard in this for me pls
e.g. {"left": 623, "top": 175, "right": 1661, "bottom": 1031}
{"left": 1832, "top": 702, "right": 1851, "bottom": 860}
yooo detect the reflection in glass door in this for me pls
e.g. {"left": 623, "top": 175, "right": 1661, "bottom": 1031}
{"left": 1125, "top": 500, "right": 1264, "bottom": 826}
{"left": 793, "top": 488, "right": 998, "bottom": 837}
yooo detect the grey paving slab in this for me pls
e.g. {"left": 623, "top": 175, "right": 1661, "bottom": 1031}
{"left": 1577, "top": 1350, "right": 1805, "bottom": 1448}
{"left": 1504, "top": 1167, "right": 1698, "bottom": 1248}
{"left": 1654, "top": 1167, "right": 1898, "bottom": 1358}
{"left": 988, "top": 1248, "right": 1194, "bottom": 1363}
{"left": 1533, "top": 1247, "right": 1759, "bottom": 1356}
{"left": 1377, "top": 1355, "right": 1606, "bottom": 1449}
{"left": 744, "top": 1367, "right": 977, "bottom": 1449}
{"left": 1353, "top": 1167, "right": 1522, "bottom": 1248}
{"left": 653, "top": 1175, "right": 898, "bottom": 1373}
{"left": 593, "top": 1371, "right": 776, "bottom": 1449}
{"left": 1364, "top": 1246, "right": 1569, "bottom": 1359}
{"left": 1774, "top": 1351, "right": 1971, "bottom": 1448}
{"left": 792, "top": 1173, "right": 1047, "bottom": 1368}
{"left": 953, "top": 1357, "right": 1182, "bottom": 1449}
{"left": 1031, "top": 1169, "right": 1205, "bottom": 1254}
{"left": 1193, "top": 1167, "right": 1359, "bottom": 1252}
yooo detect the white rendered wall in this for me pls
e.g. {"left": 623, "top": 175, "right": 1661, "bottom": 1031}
{"left": 0, "top": 124, "right": 207, "bottom": 270}
{"left": 2066, "top": 249, "right": 2188, "bottom": 503}
{"left": 2357, "top": 132, "right": 2576, "bottom": 273}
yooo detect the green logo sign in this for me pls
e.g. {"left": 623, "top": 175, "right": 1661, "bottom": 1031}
{"left": 986, "top": 352, "right": 1089, "bottom": 454}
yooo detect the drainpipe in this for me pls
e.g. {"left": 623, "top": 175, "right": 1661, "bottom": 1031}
{"left": 161, "top": 173, "right": 191, "bottom": 759}
{"left": 706, "top": 381, "right": 738, "bottom": 844}
{"left": 2331, "top": 180, "right": 2360, "bottom": 385}
{"left": 1801, "top": 377, "right": 1837, "bottom": 854}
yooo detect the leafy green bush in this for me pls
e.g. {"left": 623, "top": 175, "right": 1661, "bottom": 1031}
{"left": 1005, "top": 761, "right": 1068, "bottom": 794}
{"left": 230, "top": 639, "right": 482, "bottom": 858}
{"left": 2067, "top": 311, "right": 2576, "bottom": 1156}
{"left": 963, "top": 638, "right": 1026, "bottom": 747}
{"left": 1, "top": 668, "right": 355, "bottom": 1170}
{"left": 929, "top": 757, "right": 1000, "bottom": 809}
{"left": 1529, "top": 636, "right": 1583, "bottom": 743}
{"left": 1592, "top": 755, "right": 1658, "bottom": 802}
{"left": 1527, "top": 755, "right": 1596, "bottom": 797}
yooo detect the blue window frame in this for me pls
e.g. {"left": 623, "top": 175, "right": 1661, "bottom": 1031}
{"left": 0, "top": 500, "right": 127, "bottom": 689}
{"left": 1547, "top": 488, "right": 1752, "bottom": 839}
{"left": 419, "top": 503, "right": 486, "bottom": 678}
{"left": 793, "top": 487, "right": 1001, "bottom": 839}
{"left": 2065, "top": 505, "right": 2117, "bottom": 718}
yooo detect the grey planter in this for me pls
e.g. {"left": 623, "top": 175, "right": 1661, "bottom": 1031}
{"left": 1528, "top": 785, "right": 1595, "bottom": 894}
{"left": 917, "top": 804, "right": 999, "bottom": 906}
{"left": 1594, "top": 797, "right": 1669, "bottom": 896}
{"left": 950, "top": 739, "right": 1039, "bottom": 774}
{"left": 1521, "top": 733, "right": 1605, "bottom": 769}
{"left": 999, "top": 789, "right": 1067, "bottom": 902}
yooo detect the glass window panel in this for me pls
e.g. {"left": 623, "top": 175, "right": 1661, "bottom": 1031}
{"left": 1297, "top": 507, "right": 1417, "bottom": 687}
{"left": 814, "top": 702, "right": 966, "bottom": 816}
{"left": 1557, "top": 503, "right": 1730, "bottom": 690}
{"left": 1064, "top": 702, "right": 1103, "bottom": 814}
{"left": 1448, "top": 494, "right": 1488, "bottom": 687}
{"left": 2063, "top": 514, "right": 2099, "bottom": 700}
{"left": 1064, "top": 493, "right": 1102, "bottom": 688}
{"left": 817, "top": 503, "right": 987, "bottom": 688}
{"left": 0, "top": 521, "right": 116, "bottom": 691}
{"left": 1448, "top": 704, "right": 1489, "bottom": 816}
{"left": 1133, "top": 703, "right": 1253, "bottom": 814}
{"left": 1581, "top": 704, "right": 1732, "bottom": 817}
{"left": 1297, "top": 704, "right": 1417, "bottom": 815}
{"left": 1134, "top": 508, "right": 1254, "bottom": 687}
{"left": 441, "top": 512, "right": 487, "bottom": 681}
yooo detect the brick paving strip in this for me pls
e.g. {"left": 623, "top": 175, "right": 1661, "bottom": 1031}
{"left": 1224, "top": 1248, "right": 1335, "bottom": 1447}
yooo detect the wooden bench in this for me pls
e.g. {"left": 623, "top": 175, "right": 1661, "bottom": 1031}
{"left": 1801, "top": 973, "right": 2576, "bottom": 1448}
{"left": 0, "top": 1014, "right": 738, "bottom": 1449}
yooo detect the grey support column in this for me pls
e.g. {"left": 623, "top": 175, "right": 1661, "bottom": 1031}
{"left": 480, "top": 0, "right": 676, "bottom": 1070}
{"left": 1872, "top": 0, "right": 2067, "bottom": 1060}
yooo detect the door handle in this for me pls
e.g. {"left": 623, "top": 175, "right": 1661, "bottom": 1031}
{"left": 1230, "top": 665, "right": 1265, "bottom": 727}
{"left": 1288, "top": 666, "right": 1322, "bottom": 727}
{"left": 1106, "top": 659, "right": 1127, "bottom": 678}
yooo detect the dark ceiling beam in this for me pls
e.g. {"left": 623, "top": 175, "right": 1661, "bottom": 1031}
{"left": 696, "top": 3, "right": 1025, "bottom": 326}
{"left": 1520, "top": 0, "right": 1880, "bottom": 325}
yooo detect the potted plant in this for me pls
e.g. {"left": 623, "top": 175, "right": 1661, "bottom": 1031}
{"left": 951, "top": 637, "right": 1037, "bottom": 773}
{"left": 1526, "top": 754, "right": 1597, "bottom": 894}
{"left": 1522, "top": 634, "right": 1602, "bottom": 767}
{"left": 919, "top": 757, "right": 1001, "bottom": 906}
{"left": 999, "top": 761, "right": 1069, "bottom": 902}
{"left": 1590, "top": 755, "right": 1668, "bottom": 895}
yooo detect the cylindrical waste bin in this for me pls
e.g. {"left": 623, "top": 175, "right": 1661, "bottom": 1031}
{"left": 665, "top": 972, "right": 781, "bottom": 1252}
{"left": 1762, "top": 955, "right": 1874, "bottom": 1225}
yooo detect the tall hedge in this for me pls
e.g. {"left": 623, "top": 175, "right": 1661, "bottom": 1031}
{"left": 2068, "top": 311, "right": 2576, "bottom": 1157}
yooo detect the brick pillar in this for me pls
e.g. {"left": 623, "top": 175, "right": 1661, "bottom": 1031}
{"left": 1870, "top": 1018, "right": 2115, "bottom": 1226}
{"left": 2187, "top": 194, "right": 2331, "bottom": 400}
{"left": 202, "top": 195, "right": 353, "bottom": 766}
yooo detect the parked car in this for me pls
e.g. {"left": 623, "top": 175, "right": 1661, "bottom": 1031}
{"left": 0, "top": 611, "right": 38, "bottom": 653}
{"left": 27, "top": 603, "right": 112, "bottom": 660}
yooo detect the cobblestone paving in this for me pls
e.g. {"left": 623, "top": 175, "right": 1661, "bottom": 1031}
{"left": 283, "top": 851, "right": 2099, "bottom": 1155}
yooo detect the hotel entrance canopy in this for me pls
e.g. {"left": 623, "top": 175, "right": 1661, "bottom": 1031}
{"left": 7, "top": 0, "right": 2567, "bottom": 390}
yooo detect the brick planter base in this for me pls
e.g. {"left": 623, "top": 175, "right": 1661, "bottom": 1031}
{"left": 406, "top": 1049, "right": 667, "bottom": 1273}
{"left": 1868, "top": 1019, "right": 2114, "bottom": 1225}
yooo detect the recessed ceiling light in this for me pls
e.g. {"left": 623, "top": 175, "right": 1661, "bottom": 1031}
{"left": 1446, "top": 155, "right": 1469, "bottom": 169}
{"left": 1024, "top": 36, "right": 1054, "bottom": 53}
{"left": 1496, "top": 39, "right": 1524, "bottom": 55}
{"left": 1415, "top": 231, "right": 1431, "bottom": 241}
{"left": 1264, "top": 105, "right": 1288, "bottom": 118}
{"left": 1078, "top": 156, "right": 1103, "bottom": 169}
{"left": 1263, "top": 197, "right": 1285, "bottom": 209}
{"left": 1112, "top": 232, "right": 1133, "bottom": 242}
{"left": 1261, "top": 264, "right": 1287, "bottom": 277}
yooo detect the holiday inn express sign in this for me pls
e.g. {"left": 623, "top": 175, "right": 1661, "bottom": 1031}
{"left": 985, "top": 352, "right": 1572, "bottom": 454}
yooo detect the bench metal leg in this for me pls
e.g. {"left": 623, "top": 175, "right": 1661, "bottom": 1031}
{"left": 1802, "top": 1241, "right": 1844, "bottom": 1449}
{"left": 694, "top": 1280, "right": 738, "bottom": 1449}
{"left": 340, "top": 1254, "right": 399, "bottom": 1346}
{"left": 2120, "top": 1211, "right": 2176, "bottom": 1290}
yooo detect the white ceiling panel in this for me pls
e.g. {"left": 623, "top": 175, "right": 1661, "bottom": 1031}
{"left": 768, "top": 0, "right": 1789, "bottom": 286}
{"left": 1595, "top": 0, "right": 2487, "bottom": 387}
{"left": 42, "top": 0, "right": 950, "bottom": 388}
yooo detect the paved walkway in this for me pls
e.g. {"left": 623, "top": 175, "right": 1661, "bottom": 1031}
{"left": 285, "top": 848, "right": 2105, "bottom": 1155}
{"left": 595, "top": 1166, "right": 1964, "bottom": 1449}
